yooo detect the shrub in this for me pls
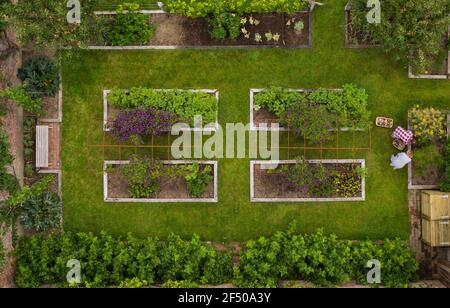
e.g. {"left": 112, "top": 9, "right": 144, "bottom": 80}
{"left": 19, "top": 191, "right": 62, "bottom": 232}
{"left": 254, "top": 87, "right": 304, "bottom": 118}
{"left": 164, "top": 0, "right": 310, "bottom": 17}
{"left": 110, "top": 108, "right": 179, "bottom": 142}
{"left": 410, "top": 106, "right": 446, "bottom": 145}
{"left": 161, "top": 280, "right": 200, "bottom": 288}
{"left": 350, "top": 0, "right": 450, "bottom": 71}
{"left": 413, "top": 144, "right": 444, "bottom": 176}
{"left": 208, "top": 12, "right": 241, "bottom": 41}
{"left": 0, "top": 128, "right": 13, "bottom": 169}
{"left": 255, "top": 84, "right": 370, "bottom": 129}
{"left": 108, "top": 3, "right": 156, "bottom": 46}
{"left": 0, "top": 86, "right": 43, "bottom": 115}
{"left": 108, "top": 87, "right": 218, "bottom": 125}
{"left": 183, "top": 163, "right": 213, "bottom": 197}
{"left": 120, "top": 156, "right": 163, "bottom": 198}
{"left": 282, "top": 101, "right": 338, "bottom": 144}
{"left": 0, "top": 170, "right": 19, "bottom": 195}
{"left": 17, "top": 56, "right": 59, "bottom": 98}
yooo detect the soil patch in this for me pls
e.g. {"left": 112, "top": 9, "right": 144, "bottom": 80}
{"left": 107, "top": 163, "right": 215, "bottom": 200}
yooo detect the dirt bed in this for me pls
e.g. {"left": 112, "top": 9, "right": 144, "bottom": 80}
{"left": 253, "top": 163, "right": 362, "bottom": 199}
{"left": 107, "top": 164, "right": 215, "bottom": 200}
{"left": 147, "top": 12, "right": 310, "bottom": 47}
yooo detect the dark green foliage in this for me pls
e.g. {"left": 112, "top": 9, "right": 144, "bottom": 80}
{"left": 18, "top": 56, "right": 59, "bottom": 98}
{"left": 121, "top": 156, "right": 162, "bottom": 198}
{"left": 107, "top": 3, "right": 156, "bottom": 46}
{"left": 282, "top": 101, "right": 338, "bottom": 144}
{"left": 15, "top": 232, "right": 233, "bottom": 288}
{"left": 440, "top": 141, "right": 450, "bottom": 192}
{"left": 19, "top": 191, "right": 62, "bottom": 232}
{"left": 0, "top": 171, "right": 19, "bottom": 195}
{"left": 208, "top": 13, "right": 241, "bottom": 41}
{"left": 0, "top": 128, "right": 13, "bottom": 168}
{"left": 350, "top": 0, "right": 450, "bottom": 71}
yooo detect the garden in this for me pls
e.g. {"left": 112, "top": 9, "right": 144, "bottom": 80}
{"left": 408, "top": 106, "right": 449, "bottom": 190}
{"left": 251, "top": 159, "right": 366, "bottom": 202}
{"left": 90, "top": 1, "right": 312, "bottom": 48}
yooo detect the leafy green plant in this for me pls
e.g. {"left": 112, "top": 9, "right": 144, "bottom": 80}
{"left": 254, "top": 87, "right": 304, "bottom": 117}
{"left": 282, "top": 101, "right": 338, "bottom": 144}
{"left": 108, "top": 87, "right": 218, "bottom": 125}
{"left": 164, "top": 0, "right": 310, "bottom": 17}
{"left": 440, "top": 140, "right": 450, "bottom": 192}
{"left": 17, "top": 56, "right": 59, "bottom": 98}
{"left": 108, "top": 3, "right": 156, "bottom": 46}
{"left": 208, "top": 12, "right": 241, "bottom": 41}
{"left": 413, "top": 144, "right": 444, "bottom": 177}
{"left": 118, "top": 278, "right": 149, "bottom": 288}
{"left": 121, "top": 156, "right": 162, "bottom": 198}
{"left": 161, "top": 280, "right": 200, "bottom": 288}
{"left": 19, "top": 191, "right": 62, "bottom": 232}
{"left": 0, "top": 86, "right": 43, "bottom": 115}
{"left": 183, "top": 163, "right": 213, "bottom": 197}
{"left": 332, "top": 166, "right": 362, "bottom": 198}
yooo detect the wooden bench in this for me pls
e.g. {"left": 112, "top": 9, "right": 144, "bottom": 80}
{"left": 36, "top": 125, "right": 49, "bottom": 168}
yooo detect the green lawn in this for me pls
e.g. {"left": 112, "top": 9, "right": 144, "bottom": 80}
{"left": 61, "top": 0, "right": 450, "bottom": 242}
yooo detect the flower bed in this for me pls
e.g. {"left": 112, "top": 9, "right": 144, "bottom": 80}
{"left": 408, "top": 108, "right": 449, "bottom": 189}
{"left": 249, "top": 85, "right": 370, "bottom": 138}
{"left": 104, "top": 159, "right": 218, "bottom": 203}
{"left": 344, "top": 0, "right": 381, "bottom": 48}
{"left": 90, "top": 2, "right": 312, "bottom": 48}
{"left": 103, "top": 88, "right": 219, "bottom": 133}
{"left": 250, "top": 159, "right": 366, "bottom": 202}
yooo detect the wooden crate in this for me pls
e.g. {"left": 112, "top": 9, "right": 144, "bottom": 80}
{"left": 421, "top": 191, "right": 450, "bottom": 220}
{"left": 422, "top": 219, "right": 449, "bottom": 247}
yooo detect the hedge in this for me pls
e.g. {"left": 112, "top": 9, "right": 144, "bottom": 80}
{"left": 15, "top": 228, "right": 418, "bottom": 288}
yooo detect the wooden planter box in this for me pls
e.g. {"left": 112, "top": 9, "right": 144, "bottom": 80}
{"left": 103, "top": 160, "right": 218, "bottom": 203}
{"left": 249, "top": 88, "right": 365, "bottom": 132}
{"left": 250, "top": 159, "right": 366, "bottom": 202}
{"left": 408, "top": 112, "right": 450, "bottom": 190}
{"left": 103, "top": 89, "right": 220, "bottom": 132}
{"left": 344, "top": 0, "right": 381, "bottom": 49}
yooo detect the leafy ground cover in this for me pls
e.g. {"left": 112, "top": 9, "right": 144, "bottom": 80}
{"left": 61, "top": 0, "right": 450, "bottom": 241}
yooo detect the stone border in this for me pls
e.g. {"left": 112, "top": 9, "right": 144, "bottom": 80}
{"left": 249, "top": 88, "right": 364, "bottom": 132}
{"left": 407, "top": 112, "right": 450, "bottom": 190}
{"left": 250, "top": 159, "right": 366, "bottom": 202}
{"left": 344, "top": 0, "right": 381, "bottom": 49}
{"left": 103, "top": 89, "right": 220, "bottom": 132}
{"left": 103, "top": 160, "right": 218, "bottom": 203}
{"left": 88, "top": 9, "right": 313, "bottom": 50}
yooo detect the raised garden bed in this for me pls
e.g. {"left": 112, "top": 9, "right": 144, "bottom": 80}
{"left": 408, "top": 30, "right": 450, "bottom": 80}
{"left": 344, "top": 0, "right": 381, "bottom": 48}
{"left": 90, "top": 10, "right": 312, "bottom": 49}
{"left": 250, "top": 159, "right": 366, "bottom": 202}
{"left": 249, "top": 88, "right": 368, "bottom": 132}
{"left": 103, "top": 88, "right": 219, "bottom": 132}
{"left": 408, "top": 111, "right": 450, "bottom": 190}
{"left": 104, "top": 160, "right": 218, "bottom": 203}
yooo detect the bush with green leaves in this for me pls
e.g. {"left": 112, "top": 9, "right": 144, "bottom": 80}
{"left": 255, "top": 84, "right": 370, "bottom": 130}
{"left": 108, "top": 87, "right": 218, "bottom": 125}
{"left": 282, "top": 101, "right": 338, "bottom": 144}
{"left": 208, "top": 12, "right": 241, "bottom": 41}
{"left": 0, "top": 126, "right": 18, "bottom": 195}
{"left": 107, "top": 3, "right": 156, "bottom": 46}
{"left": 0, "top": 86, "right": 43, "bottom": 115}
{"left": 413, "top": 144, "right": 444, "bottom": 177}
{"left": 164, "top": 0, "right": 309, "bottom": 17}
{"left": 350, "top": 0, "right": 450, "bottom": 71}
{"left": 19, "top": 191, "right": 62, "bottom": 232}
{"left": 120, "top": 156, "right": 162, "bottom": 198}
{"left": 183, "top": 163, "right": 213, "bottom": 197}
{"left": 14, "top": 232, "right": 233, "bottom": 288}
{"left": 17, "top": 56, "right": 59, "bottom": 98}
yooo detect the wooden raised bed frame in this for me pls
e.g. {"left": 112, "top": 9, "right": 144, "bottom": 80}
{"left": 250, "top": 159, "right": 366, "bottom": 202}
